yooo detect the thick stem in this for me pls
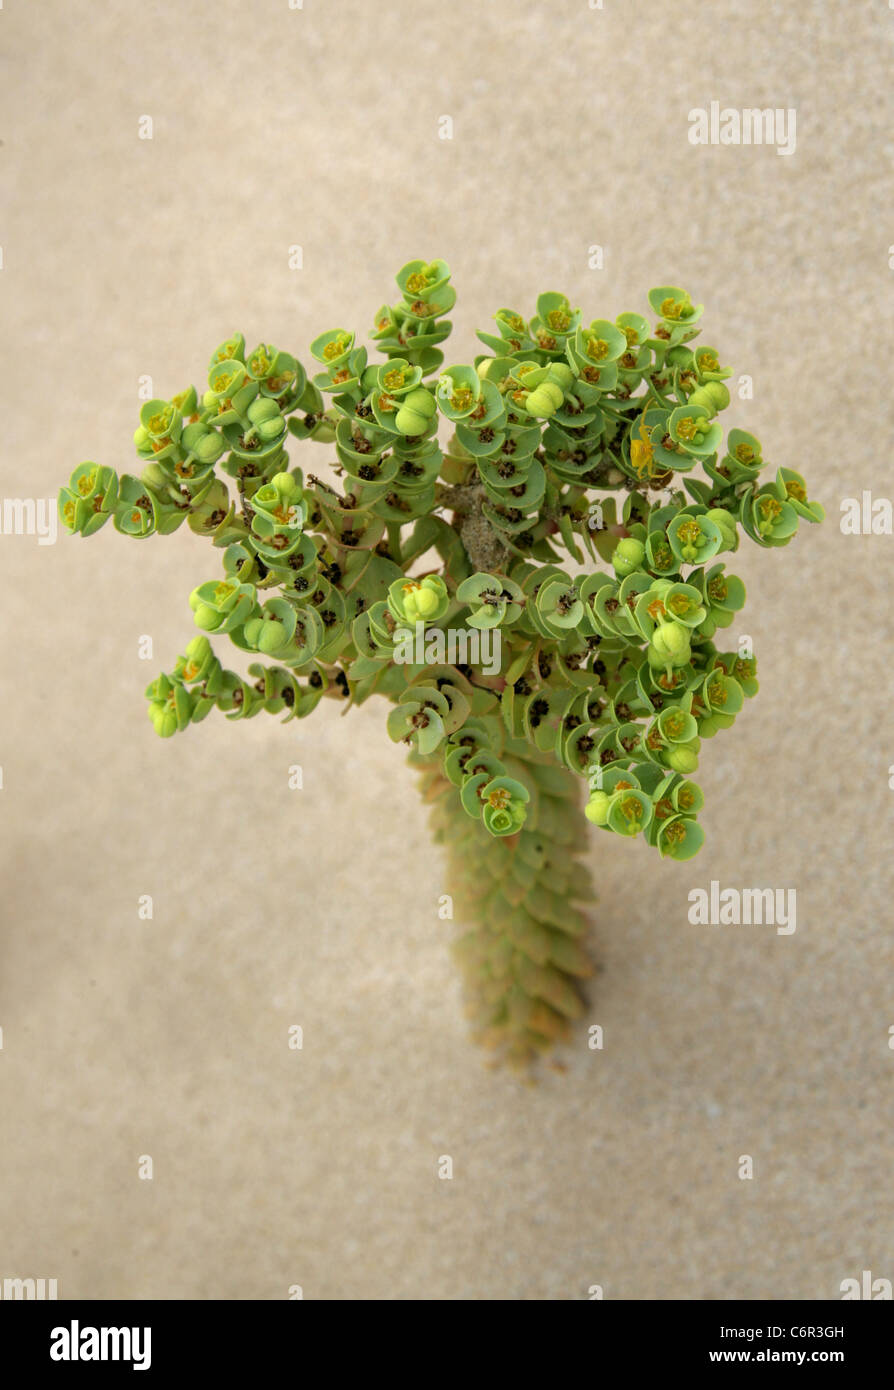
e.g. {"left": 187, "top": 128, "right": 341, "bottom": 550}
{"left": 417, "top": 738, "right": 595, "bottom": 1068}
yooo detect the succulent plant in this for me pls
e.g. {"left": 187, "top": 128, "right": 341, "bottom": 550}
{"left": 59, "top": 261, "right": 822, "bottom": 1068}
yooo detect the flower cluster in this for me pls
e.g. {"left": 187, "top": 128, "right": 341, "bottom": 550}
{"left": 59, "top": 263, "right": 821, "bottom": 859}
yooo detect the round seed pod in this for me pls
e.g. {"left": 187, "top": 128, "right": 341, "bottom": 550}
{"left": 525, "top": 385, "right": 561, "bottom": 419}
{"left": 395, "top": 404, "right": 431, "bottom": 436}
{"left": 584, "top": 791, "right": 611, "bottom": 825}
{"left": 256, "top": 620, "right": 287, "bottom": 654}
{"left": 402, "top": 387, "right": 435, "bottom": 418}
{"left": 665, "top": 744, "right": 699, "bottom": 774}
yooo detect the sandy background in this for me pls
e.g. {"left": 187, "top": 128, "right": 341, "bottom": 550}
{"left": 1, "top": 0, "right": 893, "bottom": 1300}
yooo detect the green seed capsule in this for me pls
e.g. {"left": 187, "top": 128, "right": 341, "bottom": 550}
{"left": 612, "top": 537, "right": 645, "bottom": 577}
{"left": 687, "top": 380, "right": 729, "bottom": 417}
{"left": 402, "top": 387, "right": 435, "bottom": 417}
{"left": 257, "top": 620, "right": 286, "bottom": 653}
{"left": 650, "top": 621, "right": 691, "bottom": 666}
{"left": 525, "top": 387, "right": 559, "bottom": 418}
{"left": 584, "top": 791, "right": 611, "bottom": 825}
{"left": 193, "top": 431, "right": 225, "bottom": 463}
{"left": 150, "top": 706, "right": 179, "bottom": 738}
{"left": 547, "top": 363, "right": 574, "bottom": 390}
{"left": 256, "top": 415, "right": 285, "bottom": 442}
{"left": 412, "top": 587, "right": 441, "bottom": 618}
{"left": 193, "top": 603, "right": 224, "bottom": 631}
{"left": 665, "top": 744, "right": 699, "bottom": 774}
{"left": 395, "top": 405, "right": 430, "bottom": 435}
{"left": 704, "top": 380, "right": 730, "bottom": 410}
{"left": 247, "top": 397, "right": 281, "bottom": 424}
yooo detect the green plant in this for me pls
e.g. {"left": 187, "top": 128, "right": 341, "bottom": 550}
{"left": 59, "top": 262, "right": 822, "bottom": 1068}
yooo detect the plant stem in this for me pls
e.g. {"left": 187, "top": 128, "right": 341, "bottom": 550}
{"left": 416, "top": 737, "right": 594, "bottom": 1068}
